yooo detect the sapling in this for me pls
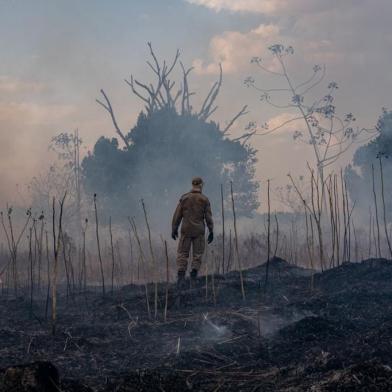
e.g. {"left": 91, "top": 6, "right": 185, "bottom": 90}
{"left": 274, "top": 214, "right": 279, "bottom": 258}
{"left": 109, "top": 217, "right": 115, "bottom": 295}
{"left": 45, "top": 230, "right": 50, "bottom": 319}
{"left": 115, "top": 240, "right": 124, "bottom": 286}
{"left": 334, "top": 175, "right": 341, "bottom": 266}
{"left": 220, "top": 184, "right": 226, "bottom": 274}
{"left": 129, "top": 217, "right": 151, "bottom": 319}
{"left": 128, "top": 229, "right": 134, "bottom": 284}
{"left": 226, "top": 229, "right": 233, "bottom": 272}
{"left": 230, "top": 181, "right": 246, "bottom": 300}
{"left": 141, "top": 199, "right": 158, "bottom": 320}
{"left": 81, "top": 218, "right": 88, "bottom": 292}
{"left": 29, "top": 226, "right": 33, "bottom": 317}
{"left": 0, "top": 207, "right": 31, "bottom": 294}
{"left": 371, "top": 164, "right": 382, "bottom": 258}
{"left": 51, "top": 193, "right": 66, "bottom": 336}
{"left": 93, "top": 194, "right": 105, "bottom": 296}
{"left": 265, "top": 179, "right": 271, "bottom": 291}
{"left": 37, "top": 214, "right": 44, "bottom": 293}
{"left": 164, "top": 240, "right": 169, "bottom": 322}
{"left": 379, "top": 157, "right": 392, "bottom": 258}
{"left": 61, "top": 232, "right": 71, "bottom": 301}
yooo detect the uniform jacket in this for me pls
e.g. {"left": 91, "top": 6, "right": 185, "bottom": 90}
{"left": 172, "top": 188, "right": 214, "bottom": 237}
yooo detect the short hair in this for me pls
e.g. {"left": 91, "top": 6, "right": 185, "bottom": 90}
{"left": 192, "top": 177, "right": 203, "bottom": 186}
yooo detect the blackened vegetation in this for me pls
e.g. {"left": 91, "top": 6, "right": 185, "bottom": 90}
{"left": 346, "top": 109, "right": 392, "bottom": 218}
{"left": 82, "top": 44, "right": 259, "bottom": 224}
{"left": 1, "top": 257, "right": 392, "bottom": 390}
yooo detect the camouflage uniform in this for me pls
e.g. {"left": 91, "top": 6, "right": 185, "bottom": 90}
{"left": 172, "top": 187, "right": 213, "bottom": 273}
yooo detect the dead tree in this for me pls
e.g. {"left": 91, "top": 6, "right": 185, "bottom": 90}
{"left": 128, "top": 217, "right": 151, "bottom": 319}
{"left": 109, "top": 217, "right": 115, "bottom": 295}
{"left": 247, "top": 44, "right": 377, "bottom": 188}
{"left": 288, "top": 165, "right": 325, "bottom": 270}
{"left": 264, "top": 179, "right": 271, "bottom": 291}
{"left": 51, "top": 193, "right": 66, "bottom": 335}
{"left": 141, "top": 199, "right": 158, "bottom": 320}
{"left": 93, "top": 194, "right": 105, "bottom": 296}
{"left": 371, "top": 164, "right": 382, "bottom": 258}
{"left": 0, "top": 207, "right": 32, "bottom": 293}
{"left": 379, "top": 157, "right": 392, "bottom": 258}
{"left": 97, "top": 43, "right": 250, "bottom": 149}
{"left": 220, "top": 184, "right": 226, "bottom": 274}
{"left": 230, "top": 182, "right": 246, "bottom": 300}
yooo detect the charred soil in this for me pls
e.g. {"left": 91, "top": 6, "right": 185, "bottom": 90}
{"left": 1, "top": 257, "right": 392, "bottom": 391}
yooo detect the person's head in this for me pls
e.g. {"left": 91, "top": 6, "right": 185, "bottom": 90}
{"left": 192, "top": 177, "right": 204, "bottom": 191}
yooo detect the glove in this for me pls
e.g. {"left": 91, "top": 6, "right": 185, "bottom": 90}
{"left": 207, "top": 231, "right": 214, "bottom": 244}
{"left": 172, "top": 230, "right": 178, "bottom": 240}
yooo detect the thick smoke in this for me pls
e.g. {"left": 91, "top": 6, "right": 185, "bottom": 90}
{"left": 345, "top": 110, "right": 392, "bottom": 225}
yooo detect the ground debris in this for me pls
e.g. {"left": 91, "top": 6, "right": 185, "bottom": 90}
{"left": 2, "top": 258, "right": 392, "bottom": 390}
{"left": 0, "top": 361, "right": 59, "bottom": 392}
{"left": 313, "top": 360, "right": 392, "bottom": 391}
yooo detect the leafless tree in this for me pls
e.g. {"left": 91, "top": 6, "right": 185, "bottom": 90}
{"left": 246, "top": 44, "right": 377, "bottom": 185}
{"left": 30, "top": 130, "right": 83, "bottom": 236}
{"left": 0, "top": 207, "right": 32, "bottom": 293}
{"left": 96, "top": 43, "right": 250, "bottom": 149}
{"left": 288, "top": 164, "right": 325, "bottom": 270}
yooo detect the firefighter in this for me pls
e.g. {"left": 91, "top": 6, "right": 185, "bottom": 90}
{"left": 171, "top": 177, "right": 214, "bottom": 286}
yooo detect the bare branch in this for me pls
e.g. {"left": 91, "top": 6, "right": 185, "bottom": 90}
{"left": 265, "top": 96, "right": 295, "bottom": 109}
{"left": 165, "top": 49, "right": 181, "bottom": 77}
{"left": 255, "top": 62, "right": 284, "bottom": 76}
{"left": 232, "top": 130, "right": 256, "bottom": 144}
{"left": 223, "top": 105, "right": 249, "bottom": 134}
{"left": 254, "top": 115, "right": 304, "bottom": 136}
{"left": 125, "top": 73, "right": 165, "bottom": 112}
{"left": 252, "top": 86, "right": 291, "bottom": 94}
{"left": 180, "top": 61, "right": 194, "bottom": 115}
{"left": 199, "top": 63, "right": 223, "bottom": 120}
{"left": 133, "top": 78, "right": 155, "bottom": 97}
{"left": 146, "top": 61, "right": 159, "bottom": 76}
{"left": 203, "top": 105, "right": 218, "bottom": 120}
{"left": 298, "top": 67, "right": 326, "bottom": 95}
{"left": 147, "top": 42, "right": 161, "bottom": 77}
{"left": 124, "top": 77, "right": 150, "bottom": 106}
{"left": 295, "top": 65, "right": 326, "bottom": 92}
{"left": 96, "top": 89, "right": 130, "bottom": 149}
{"left": 199, "top": 81, "right": 217, "bottom": 115}
{"left": 287, "top": 173, "right": 312, "bottom": 215}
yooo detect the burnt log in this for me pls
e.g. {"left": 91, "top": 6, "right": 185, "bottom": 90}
{"left": 0, "top": 361, "right": 59, "bottom": 392}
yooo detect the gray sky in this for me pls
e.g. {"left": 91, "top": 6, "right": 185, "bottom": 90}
{"left": 0, "top": 0, "right": 391, "bottom": 210}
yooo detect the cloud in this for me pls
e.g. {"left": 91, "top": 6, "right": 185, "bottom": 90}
{"left": 186, "top": 0, "right": 282, "bottom": 14}
{"left": 188, "top": 0, "right": 392, "bottom": 76}
{"left": 259, "top": 112, "right": 304, "bottom": 144}
{"left": 185, "top": 0, "right": 331, "bottom": 15}
{"left": 0, "top": 101, "right": 75, "bottom": 128}
{"left": 193, "top": 24, "right": 281, "bottom": 75}
{"left": 301, "top": 40, "right": 342, "bottom": 65}
{"left": 0, "top": 100, "right": 76, "bottom": 203}
{"left": 191, "top": 0, "right": 392, "bottom": 77}
{"left": 0, "top": 76, "right": 46, "bottom": 95}
{"left": 267, "top": 112, "right": 302, "bottom": 133}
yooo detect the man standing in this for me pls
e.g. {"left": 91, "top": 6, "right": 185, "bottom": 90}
{"left": 172, "top": 177, "right": 214, "bottom": 286}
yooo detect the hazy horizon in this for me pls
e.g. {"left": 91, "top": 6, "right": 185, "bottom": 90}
{"left": 1, "top": 0, "right": 391, "bottom": 212}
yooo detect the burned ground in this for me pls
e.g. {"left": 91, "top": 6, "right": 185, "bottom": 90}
{"left": 1, "top": 257, "right": 392, "bottom": 391}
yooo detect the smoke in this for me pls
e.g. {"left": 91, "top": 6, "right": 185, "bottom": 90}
{"left": 258, "top": 309, "right": 315, "bottom": 337}
{"left": 198, "top": 308, "right": 314, "bottom": 344}
{"left": 201, "top": 312, "right": 231, "bottom": 341}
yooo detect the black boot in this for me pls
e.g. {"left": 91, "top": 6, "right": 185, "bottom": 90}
{"left": 177, "top": 271, "right": 186, "bottom": 290}
{"left": 190, "top": 269, "right": 198, "bottom": 288}
{"left": 175, "top": 271, "right": 186, "bottom": 308}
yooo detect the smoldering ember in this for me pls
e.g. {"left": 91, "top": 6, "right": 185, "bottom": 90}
{"left": 1, "top": 1, "right": 392, "bottom": 391}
